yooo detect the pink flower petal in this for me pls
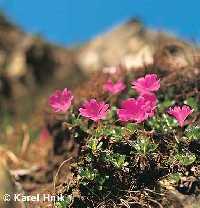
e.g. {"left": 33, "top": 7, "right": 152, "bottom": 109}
{"left": 79, "top": 99, "right": 109, "bottom": 122}
{"left": 168, "top": 105, "right": 193, "bottom": 127}
{"left": 132, "top": 74, "right": 160, "bottom": 95}
{"left": 117, "top": 95, "right": 157, "bottom": 123}
{"left": 49, "top": 88, "right": 73, "bottom": 112}
{"left": 103, "top": 79, "right": 126, "bottom": 95}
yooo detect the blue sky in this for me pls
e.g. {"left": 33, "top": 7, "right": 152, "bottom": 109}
{"left": 0, "top": 0, "right": 200, "bottom": 45}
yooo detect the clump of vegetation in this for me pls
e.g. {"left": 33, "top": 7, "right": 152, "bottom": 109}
{"left": 48, "top": 68, "right": 200, "bottom": 208}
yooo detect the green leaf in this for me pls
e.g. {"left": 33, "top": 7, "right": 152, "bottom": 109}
{"left": 79, "top": 167, "right": 96, "bottom": 181}
{"left": 133, "top": 137, "right": 158, "bottom": 155}
{"left": 184, "top": 97, "right": 198, "bottom": 111}
{"left": 69, "top": 113, "right": 87, "bottom": 131}
{"left": 87, "top": 138, "right": 102, "bottom": 152}
{"left": 175, "top": 153, "right": 196, "bottom": 166}
{"left": 126, "top": 123, "right": 137, "bottom": 133}
{"left": 148, "top": 114, "right": 178, "bottom": 132}
{"left": 106, "top": 153, "right": 127, "bottom": 169}
{"left": 110, "top": 127, "right": 124, "bottom": 142}
{"left": 55, "top": 195, "right": 73, "bottom": 208}
{"left": 185, "top": 126, "right": 200, "bottom": 140}
{"left": 168, "top": 173, "right": 182, "bottom": 184}
{"left": 96, "top": 126, "right": 124, "bottom": 142}
{"left": 158, "top": 99, "right": 175, "bottom": 112}
{"left": 95, "top": 174, "right": 109, "bottom": 190}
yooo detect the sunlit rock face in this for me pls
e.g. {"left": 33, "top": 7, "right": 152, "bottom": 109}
{"left": 76, "top": 20, "right": 152, "bottom": 71}
{"left": 76, "top": 19, "right": 198, "bottom": 73}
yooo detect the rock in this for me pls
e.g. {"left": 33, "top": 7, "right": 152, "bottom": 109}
{"left": 165, "top": 190, "right": 200, "bottom": 208}
{"left": 76, "top": 19, "right": 199, "bottom": 73}
{"left": 0, "top": 14, "right": 83, "bottom": 114}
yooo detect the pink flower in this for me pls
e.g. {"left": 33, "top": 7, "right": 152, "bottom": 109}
{"left": 132, "top": 74, "right": 160, "bottom": 95}
{"left": 117, "top": 98, "right": 146, "bottom": 123}
{"left": 49, "top": 88, "right": 73, "bottom": 112}
{"left": 140, "top": 94, "right": 157, "bottom": 118}
{"left": 103, "top": 79, "right": 126, "bottom": 95}
{"left": 117, "top": 95, "right": 157, "bottom": 123}
{"left": 167, "top": 105, "right": 193, "bottom": 127}
{"left": 79, "top": 99, "right": 109, "bottom": 122}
